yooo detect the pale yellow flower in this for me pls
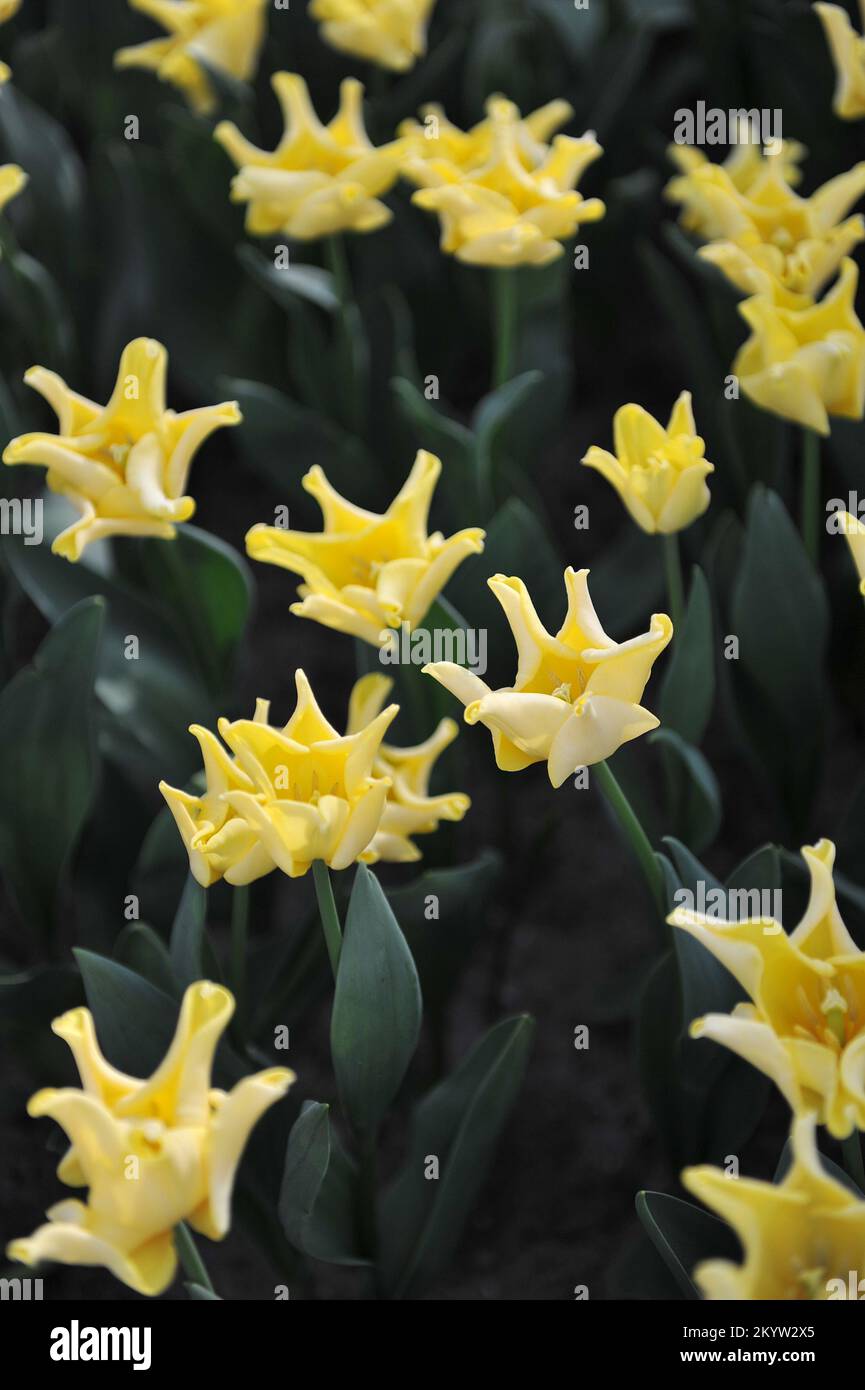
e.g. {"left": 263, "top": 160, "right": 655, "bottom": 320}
{"left": 245, "top": 450, "right": 485, "bottom": 647}
{"left": 401, "top": 94, "right": 605, "bottom": 267}
{"left": 684, "top": 1114, "right": 865, "bottom": 1300}
{"left": 310, "top": 0, "right": 437, "bottom": 73}
{"left": 160, "top": 669, "right": 399, "bottom": 884}
{"left": 3, "top": 337, "right": 240, "bottom": 561}
{"left": 582, "top": 391, "right": 713, "bottom": 534}
{"left": 733, "top": 257, "right": 865, "bottom": 433}
{"left": 816, "top": 1, "right": 865, "bottom": 120}
{"left": 666, "top": 138, "right": 805, "bottom": 238}
{"left": 215, "top": 73, "right": 402, "bottom": 240}
{"left": 347, "top": 673, "right": 470, "bottom": 862}
{"left": 671, "top": 839, "right": 865, "bottom": 1139}
{"left": 7, "top": 981, "right": 293, "bottom": 1296}
{"left": 0, "top": 162, "right": 25, "bottom": 213}
{"left": 115, "top": 0, "right": 267, "bottom": 115}
{"left": 424, "top": 567, "right": 672, "bottom": 787}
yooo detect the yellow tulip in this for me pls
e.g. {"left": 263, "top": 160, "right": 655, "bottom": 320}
{"left": 838, "top": 510, "right": 865, "bottom": 594}
{"left": 670, "top": 838, "right": 865, "bottom": 1140}
{"left": 582, "top": 391, "right": 713, "bottom": 535}
{"left": 0, "top": 0, "right": 21, "bottom": 20}
{"left": 310, "top": 0, "right": 437, "bottom": 73}
{"left": 424, "top": 567, "right": 672, "bottom": 787}
{"left": 666, "top": 138, "right": 805, "bottom": 238}
{"left": 681, "top": 157, "right": 865, "bottom": 306}
{"left": 0, "top": 162, "right": 25, "bottom": 213}
{"left": 246, "top": 450, "right": 485, "bottom": 647}
{"left": 401, "top": 94, "right": 605, "bottom": 267}
{"left": 160, "top": 668, "right": 399, "bottom": 884}
{"left": 683, "top": 1114, "right": 865, "bottom": 1300}
{"left": 732, "top": 257, "right": 865, "bottom": 434}
{"left": 347, "top": 673, "right": 470, "bottom": 862}
{"left": 115, "top": 0, "right": 267, "bottom": 115}
{"left": 3, "top": 337, "right": 240, "bottom": 561}
{"left": 7, "top": 981, "right": 293, "bottom": 1296}
{"left": 215, "top": 73, "right": 402, "bottom": 240}
{"left": 816, "top": 2, "right": 865, "bottom": 120}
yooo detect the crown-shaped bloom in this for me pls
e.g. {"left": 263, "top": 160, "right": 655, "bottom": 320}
{"left": 245, "top": 450, "right": 485, "bottom": 646}
{"left": 347, "top": 674, "right": 470, "bottom": 862}
{"left": 2, "top": 337, "right": 240, "bottom": 560}
{"left": 424, "top": 567, "right": 672, "bottom": 787}
{"left": 732, "top": 258, "right": 865, "bottom": 433}
{"left": 666, "top": 139, "right": 805, "bottom": 238}
{"left": 683, "top": 1114, "right": 865, "bottom": 1300}
{"left": 401, "top": 95, "right": 605, "bottom": 267}
{"left": 215, "top": 73, "right": 403, "bottom": 240}
{"left": 816, "top": 1, "right": 865, "bottom": 120}
{"left": 160, "top": 670, "right": 400, "bottom": 884}
{"left": 582, "top": 391, "right": 713, "bottom": 535}
{"left": 310, "top": 0, "right": 437, "bottom": 72}
{"left": 7, "top": 982, "right": 293, "bottom": 1296}
{"left": 671, "top": 839, "right": 865, "bottom": 1139}
{"left": 0, "top": 162, "right": 25, "bottom": 214}
{"left": 115, "top": 0, "right": 268, "bottom": 114}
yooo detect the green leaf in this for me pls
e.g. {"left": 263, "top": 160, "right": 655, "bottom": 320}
{"left": 731, "top": 486, "right": 829, "bottom": 833}
{"left": 659, "top": 566, "right": 714, "bottom": 744}
{"left": 330, "top": 866, "right": 422, "bottom": 1138}
{"left": 635, "top": 1191, "right": 738, "bottom": 1300}
{"left": 169, "top": 875, "right": 209, "bottom": 990}
{"left": 74, "top": 949, "right": 179, "bottom": 1076}
{"left": 279, "top": 1101, "right": 366, "bottom": 1266}
{"left": 237, "top": 244, "right": 339, "bottom": 314}
{"left": 114, "top": 923, "right": 178, "bottom": 998}
{"left": 471, "top": 370, "right": 543, "bottom": 515}
{"left": 651, "top": 727, "right": 722, "bottom": 853}
{"left": 0, "top": 597, "right": 103, "bottom": 937}
{"left": 185, "top": 1283, "right": 222, "bottom": 1300}
{"left": 380, "top": 1015, "right": 534, "bottom": 1299}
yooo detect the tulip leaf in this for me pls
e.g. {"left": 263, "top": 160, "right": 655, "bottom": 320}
{"left": 390, "top": 376, "right": 477, "bottom": 522}
{"left": 731, "top": 486, "right": 828, "bottom": 834}
{"left": 635, "top": 1191, "right": 738, "bottom": 1300}
{"left": 658, "top": 566, "right": 714, "bottom": 744}
{"left": 169, "top": 875, "right": 211, "bottom": 990}
{"left": 237, "top": 244, "right": 340, "bottom": 314}
{"left": 114, "top": 923, "right": 178, "bottom": 998}
{"left": 471, "top": 370, "right": 544, "bottom": 515}
{"left": 279, "top": 1101, "right": 367, "bottom": 1266}
{"left": 0, "top": 597, "right": 103, "bottom": 938}
{"left": 74, "top": 949, "right": 180, "bottom": 1077}
{"left": 185, "top": 1283, "right": 222, "bottom": 1301}
{"left": 651, "top": 727, "right": 722, "bottom": 853}
{"left": 330, "top": 865, "right": 422, "bottom": 1139}
{"left": 380, "top": 1014, "right": 534, "bottom": 1299}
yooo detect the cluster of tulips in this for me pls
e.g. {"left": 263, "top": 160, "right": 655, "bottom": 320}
{"left": 3, "top": 0, "right": 865, "bottom": 1302}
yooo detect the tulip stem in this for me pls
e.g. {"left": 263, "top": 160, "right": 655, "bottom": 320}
{"left": 492, "top": 268, "right": 518, "bottom": 388}
{"left": 175, "top": 1222, "right": 216, "bottom": 1294}
{"left": 313, "top": 859, "right": 342, "bottom": 977}
{"left": 325, "top": 233, "right": 352, "bottom": 309}
{"left": 662, "top": 533, "right": 685, "bottom": 631}
{"left": 842, "top": 1131, "right": 865, "bottom": 1193}
{"left": 230, "top": 885, "right": 249, "bottom": 1033}
{"left": 593, "top": 759, "right": 665, "bottom": 918}
{"left": 801, "top": 428, "right": 822, "bottom": 566}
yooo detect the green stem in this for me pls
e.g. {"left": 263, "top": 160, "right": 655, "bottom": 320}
{"left": 324, "top": 233, "right": 352, "bottom": 309}
{"left": 801, "top": 427, "right": 821, "bottom": 566}
{"left": 842, "top": 1131, "right": 865, "bottom": 1192}
{"left": 491, "top": 268, "right": 518, "bottom": 388}
{"left": 593, "top": 759, "right": 665, "bottom": 919}
{"left": 230, "top": 885, "right": 249, "bottom": 1031}
{"left": 662, "top": 532, "right": 686, "bottom": 631}
{"left": 312, "top": 859, "right": 342, "bottom": 978}
{"left": 175, "top": 1222, "right": 215, "bottom": 1294}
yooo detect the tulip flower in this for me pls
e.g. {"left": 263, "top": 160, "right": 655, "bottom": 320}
{"left": 160, "top": 669, "right": 400, "bottom": 884}
{"left": 816, "top": 2, "right": 865, "bottom": 120}
{"left": 215, "top": 73, "right": 403, "bottom": 241}
{"left": 582, "top": 391, "right": 713, "bottom": 536}
{"left": 347, "top": 673, "right": 470, "bottom": 862}
{"left": 679, "top": 156, "right": 865, "bottom": 306}
{"left": 0, "top": 0, "right": 19, "bottom": 81}
{"left": 838, "top": 510, "right": 865, "bottom": 593}
{"left": 115, "top": 0, "right": 267, "bottom": 115}
{"left": 310, "top": 0, "right": 437, "bottom": 73}
{"left": 424, "top": 567, "right": 672, "bottom": 787}
{"left": 7, "top": 981, "right": 294, "bottom": 1296}
{"left": 2, "top": 337, "right": 240, "bottom": 561}
{"left": 666, "top": 138, "right": 805, "bottom": 239}
{"left": 732, "top": 258, "right": 865, "bottom": 434}
{"left": 0, "top": 162, "right": 25, "bottom": 214}
{"left": 670, "top": 838, "right": 865, "bottom": 1140}
{"left": 683, "top": 1114, "right": 865, "bottom": 1300}
{"left": 401, "top": 94, "right": 605, "bottom": 268}
{"left": 246, "top": 450, "right": 485, "bottom": 647}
